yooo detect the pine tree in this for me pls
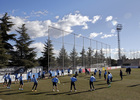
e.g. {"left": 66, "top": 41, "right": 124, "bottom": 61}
{"left": 80, "top": 47, "right": 86, "bottom": 67}
{"left": 70, "top": 47, "right": 78, "bottom": 68}
{"left": 87, "top": 47, "right": 93, "bottom": 67}
{"left": 12, "top": 24, "right": 37, "bottom": 68}
{"left": 0, "top": 13, "right": 16, "bottom": 50}
{"left": 40, "top": 39, "right": 56, "bottom": 71}
{"left": 57, "top": 46, "right": 70, "bottom": 67}
{"left": 0, "top": 13, "right": 16, "bottom": 67}
{"left": 0, "top": 31, "right": 10, "bottom": 68}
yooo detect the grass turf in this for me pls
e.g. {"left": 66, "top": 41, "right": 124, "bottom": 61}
{"left": 0, "top": 68, "right": 140, "bottom": 100}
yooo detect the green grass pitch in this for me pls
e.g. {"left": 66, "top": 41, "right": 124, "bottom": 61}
{"left": 0, "top": 68, "right": 140, "bottom": 100}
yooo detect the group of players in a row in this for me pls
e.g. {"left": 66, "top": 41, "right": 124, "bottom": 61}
{"left": 2, "top": 68, "right": 123, "bottom": 92}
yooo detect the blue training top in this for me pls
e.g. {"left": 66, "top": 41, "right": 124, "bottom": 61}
{"left": 7, "top": 74, "right": 11, "bottom": 80}
{"left": 38, "top": 72, "right": 41, "bottom": 76}
{"left": 71, "top": 77, "right": 77, "bottom": 82}
{"left": 104, "top": 71, "right": 107, "bottom": 75}
{"left": 3, "top": 74, "right": 8, "bottom": 79}
{"left": 15, "top": 73, "right": 18, "bottom": 78}
{"left": 52, "top": 77, "right": 58, "bottom": 83}
{"left": 33, "top": 77, "right": 38, "bottom": 83}
{"left": 49, "top": 70, "right": 52, "bottom": 74}
{"left": 99, "top": 71, "right": 101, "bottom": 74}
{"left": 90, "top": 76, "right": 96, "bottom": 82}
{"left": 68, "top": 69, "right": 70, "bottom": 73}
{"left": 18, "top": 76, "right": 23, "bottom": 81}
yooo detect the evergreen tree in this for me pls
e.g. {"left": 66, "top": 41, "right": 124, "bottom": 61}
{"left": 12, "top": 24, "right": 37, "bottom": 68}
{"left": 70, "top": 47, "right": 78, "bottom": 68}
{"left": 0, "top": 13, "right": 16, "bottom": 67}
{"left": 57, "top": 46, "right": 70, "bottom": 67}
{"left": 80, "top": 47, "right": 86, "bottom": 67}
{"left": 40, "top": 39, "right": 56, "bottom": 71}
{"left": 0, "top": 31, "right": 10, "bottom": 68}
{"left": 87, "top": 47, "right": 93, "bottom": 67}
{"left": 0, "top": 13, "right": 16, "bottom": 50}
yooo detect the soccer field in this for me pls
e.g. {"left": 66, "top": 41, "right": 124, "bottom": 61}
{"left": 0, "top": 68, "right": 140, "bottom": 100}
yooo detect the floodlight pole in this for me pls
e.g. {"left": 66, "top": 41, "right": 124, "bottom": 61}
{"left": 48, "top": 26, "right": 50, "bottom": 71}
{"left": 116, "top": 24, "right": 122, "bottom": 65}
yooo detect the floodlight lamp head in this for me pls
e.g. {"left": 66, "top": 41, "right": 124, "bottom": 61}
{"left": 116, "top": 24, "right": 122, "bottom": 31}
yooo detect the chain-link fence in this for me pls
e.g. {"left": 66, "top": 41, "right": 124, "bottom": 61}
{"left": 48, "top": 26, "right": 111, "bottom": 70}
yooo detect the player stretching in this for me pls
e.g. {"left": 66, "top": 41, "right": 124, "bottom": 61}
{"left": 107, "top": 72, "right": 111, "bottom": 88}
{"left": 52, "top": 75, "right": 59, "bottom": 92}
{"left": 70, "top": 75, "right": 77, "bottom": 92}
{"left": 32, "top": 75, "right": 38, "bottom": 92}
{"left": 104, "top": 70, "right": 107, "bottom": 80}
{"left": 3, "top": 73, "right": 8, "bottom": 87}
{"left": 7, "top": 73, "right": 11, "bottom": 89}
{"left": 18, "top": 74, "right": 23, "bottom": 90}
{"left": 89, "top": 74, "right": 96, "bottom": 91}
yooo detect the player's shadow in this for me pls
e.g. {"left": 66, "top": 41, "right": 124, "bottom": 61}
{"left": 127, "top": 84, "right": 140, "bottom": 87}
{"left": 67, "top": 87, "right": 108, "bottom": 95}
{"left": 112, "top": 80, "right": 121, "bottom": 82}
{"left": 0, "top": 90, "right": 15, "bottom": 93}
{"left": 27, "top": 91, "right": 53, "bottom": 95}
{"left": 95, "top": 83, "right": 107, "bottom": 85}
{"left": 61, "top": 81, "right": 70, "bottom": 83}
{"left": 46, "top": 91, "right": 70, "bottom": 95}
{"left": 4, "top": 91, "right": 31, "bottom": 95}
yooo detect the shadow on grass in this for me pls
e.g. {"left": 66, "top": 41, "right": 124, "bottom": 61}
{"left": 96, "top": 83, "right": 107, "bottom": 85}
{"left": 127, "top": 84, "right": 140, "bottom": 87}
{"left": 112, "top": 80, "right": 121, "bottom": 82}
{"left": 4, "top": 91, "right": 31, "bottom": 95}
{"left": 61, "top": 81, "right": 70, "bottom": 84}
{"left": 0, "top": 90, "right": 15, "bottom": 93}
{"left": 27, "top": 91, "right": 53, "bottom": 95}
{"left": 46, "top": 91, "right": 70, "bottom": 95}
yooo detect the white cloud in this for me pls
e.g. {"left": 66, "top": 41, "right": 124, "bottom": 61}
{"left": 55, "top": 16, "right": 59, "bottom": 19}
{"left": 75, "top": 10, "right": 80, "bottom": 14}
{"left": 30, "top": 42, "right": 45, "bottom": 58}
{"left": 101, "top": 34, "right": 117, "bottom": 39}
{"left": 89, "top": 32, "right": 103, "bottom": 38}
{"left": 111, "top": 29, "right": 116, "bottom": 33}
{"left": 106, "top": 16, "right": 113, "bottom": 21}
{"left": 30, "top": 42, "right": 44, "bottom": 52}
{"left": 76, "top": 34, "right": 82, "bottom": 38}
{"left": 31, "top": 10, "right": 48, "bottom": 17}
{"left": 9, "top": 13, "right": 97, "bottom": 39}
{"left": 112, "top": 20, "right": 118, "bottom": 26}
{"left": 92, "top": 15, "right": 101, "bottom": 23}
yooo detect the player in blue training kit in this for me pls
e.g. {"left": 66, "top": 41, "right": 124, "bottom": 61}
{"left": 38, "top": 71, "right": 41, "bottom": 80}
{"left": 99, "top": 70, "right": 101, "bottom": 79}
{"left": 27, "top": 71, "right": 32, "bottom": 82}
{"left": 3, "top": 73, "right": 8, "bottom": 87}
{"left": 48, "top": 69, "right": 52, "bottom": 78}
{"left": 70, "top": 75, "right": 77, "bottom": 92}
{"left": 61, "top": 69, "right": 64, "bottom": 76}
{"left": 107, "top": 72, "right": 111, "bottom": 87}
{"left": 32, "top": 75, "right": 38, "bottom": 92}
{"left": 89, "top": 74, "right": 96, "bottom": 91}
{"left": 52, "top": 75, "right": 59, "bottom": 92}
{"left": 15, "top": 73, "right": 18, "bottom": 84}
{"left": 94, "top": 69, "right": 97, "bottom": 75}
{"left": 18, "top": 74, "right": 23, "bottom": 90}
{"left": 56, "top": 69, "right": 59, "bottom": 76}
{"left": 79, "top": 68, "right": 82, "bottom": 73}
{"left": 42, "top": 71, "right": 45, "bottom": 79}
{"left": 68, "top": 68, "right": 70, "bottom": 76}
{"left": 104, "top": 70, "right": 107, "bottom": 80}
{"left": 7, "top": 73, "right": 11, "bottom": 89}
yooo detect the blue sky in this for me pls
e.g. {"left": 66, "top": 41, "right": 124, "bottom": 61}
{"left": 1, "top": 0, "right": 140, "bottom": 59}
